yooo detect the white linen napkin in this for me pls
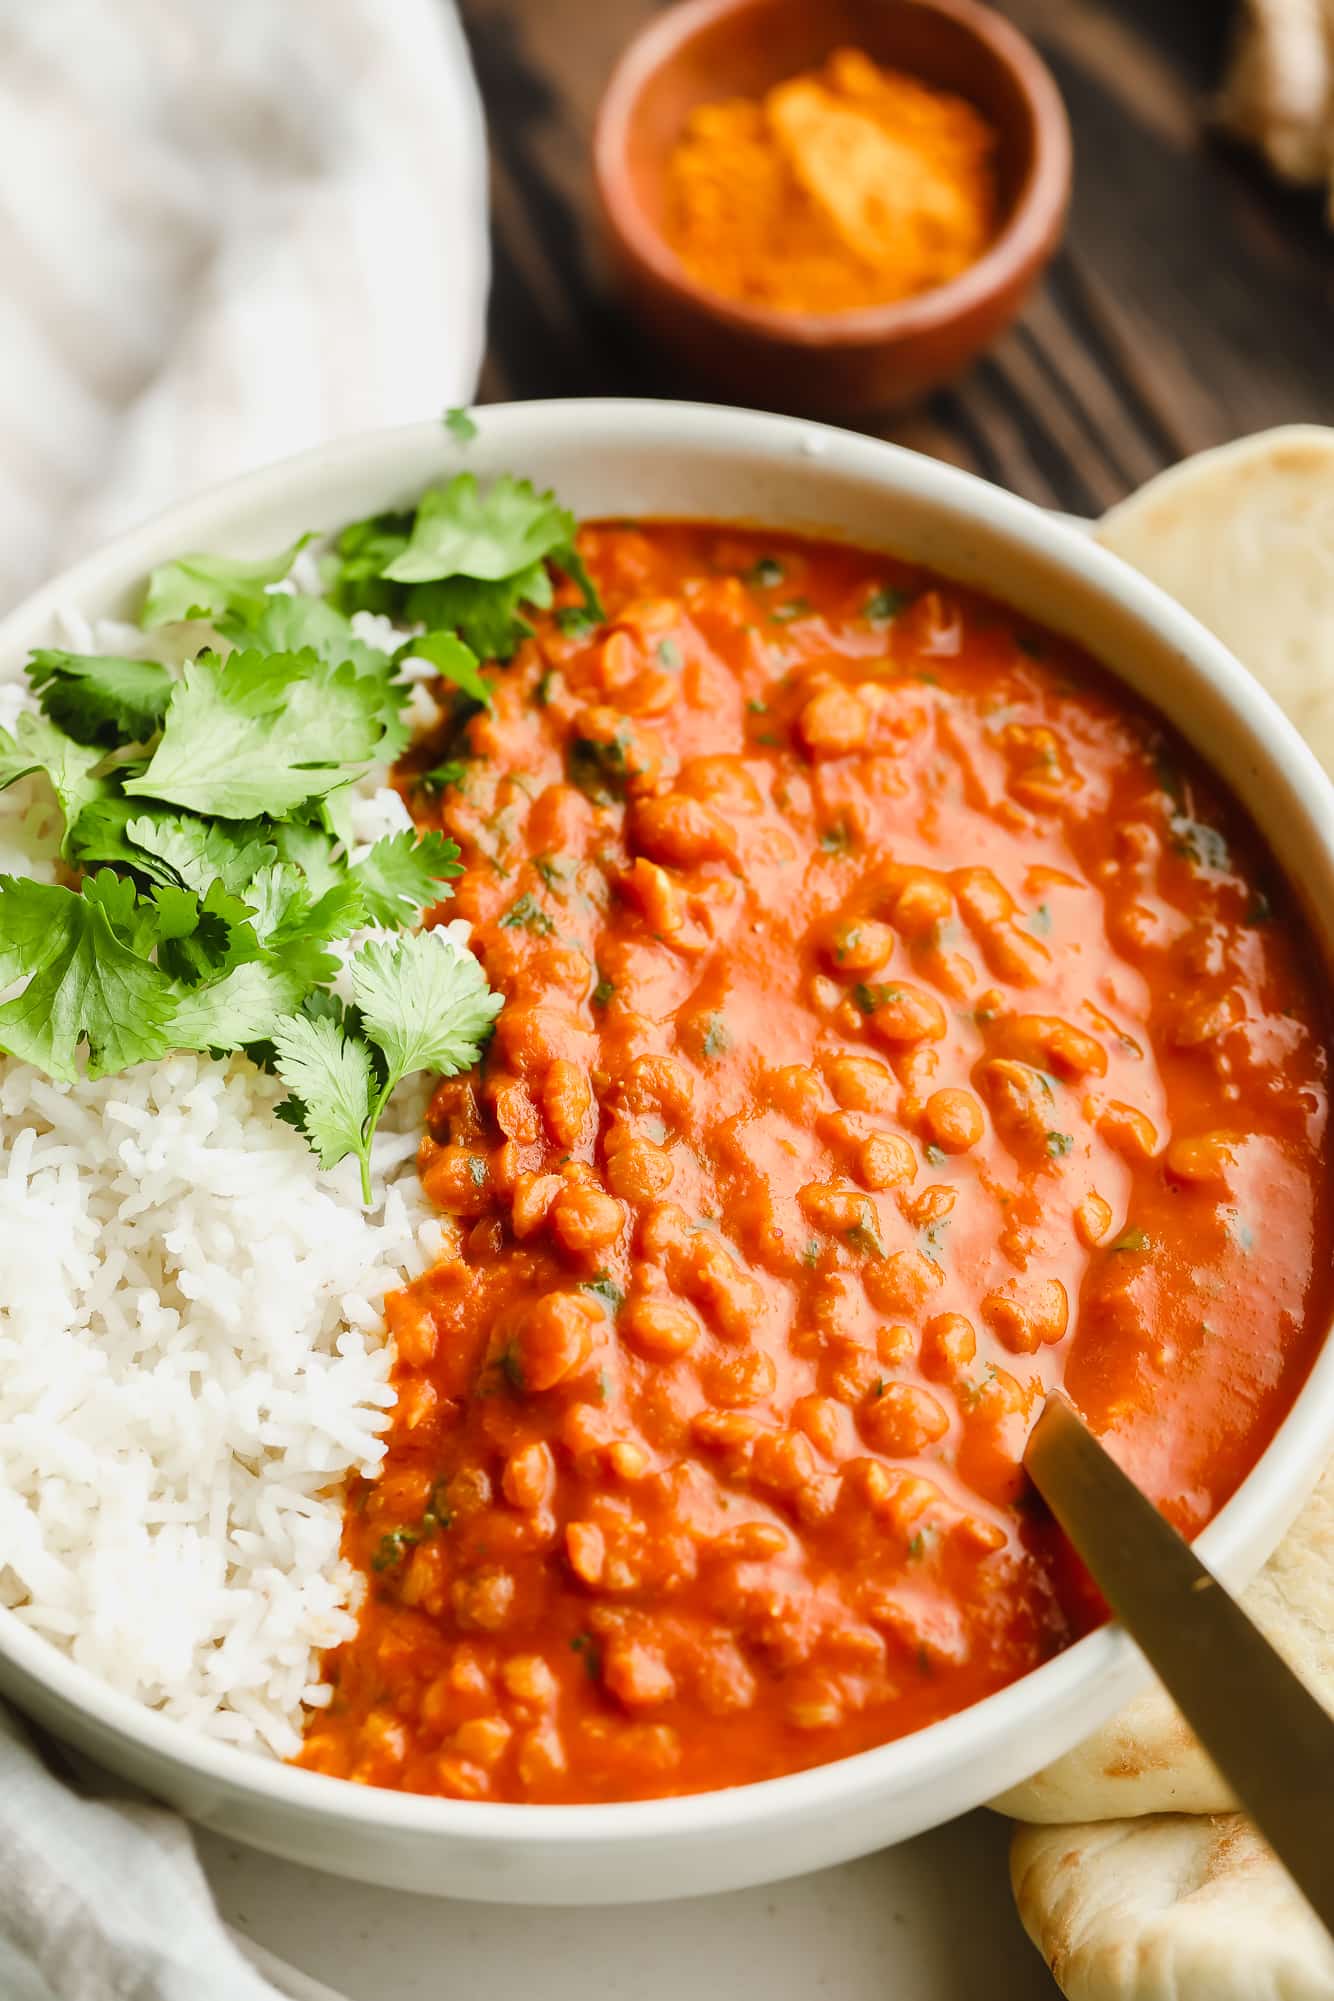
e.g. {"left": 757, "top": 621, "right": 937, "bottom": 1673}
{"left": 0, "top": 1710, "right": 345, "bottom": 2001}
{"left": 0, "top": 0, "right": 489, "bottom": 1992}
{"left": 0, "top": 0, "right": 490, "bottom": 611}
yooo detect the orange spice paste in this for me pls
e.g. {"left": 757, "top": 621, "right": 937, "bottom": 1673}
{"left": 295, "top": 521, "right": 1333, "bottom": 1803}
{"left": 663, "top": 48, "right": 999, "bottom": 314}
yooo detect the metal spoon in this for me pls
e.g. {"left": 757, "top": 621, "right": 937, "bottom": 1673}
{"left": 1023, "top": 1392, "right": 1334, "bottom": 1934}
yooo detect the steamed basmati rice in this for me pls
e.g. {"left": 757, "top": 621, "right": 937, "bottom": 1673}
{"left": 0, "top": 606, "right": 447, "bottom": 1757}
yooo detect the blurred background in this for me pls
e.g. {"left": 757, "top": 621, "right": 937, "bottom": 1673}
{"left": 464, "top": 0, "right": 1332, "bottom": 511}
{"left": 6, "top": 0, "right": 1329, "bottom": 612}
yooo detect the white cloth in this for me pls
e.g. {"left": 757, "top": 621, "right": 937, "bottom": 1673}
{"left": 0, "top": 0, "right": 489, "bottom": 1992}
{"left": 0, "top": 0, "right": 490, "bottom": 610}
{"left": 0, "top": 1710, "right": 345, "bottom": 2001}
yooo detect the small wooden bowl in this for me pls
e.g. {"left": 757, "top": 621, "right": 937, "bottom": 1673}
{"left": 593, "top": 0, "right": 1072, "bottom": 414}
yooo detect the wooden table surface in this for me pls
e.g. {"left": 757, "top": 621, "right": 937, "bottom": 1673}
{"left": 457, "top": 0, "right": 1334, "bottom": 511}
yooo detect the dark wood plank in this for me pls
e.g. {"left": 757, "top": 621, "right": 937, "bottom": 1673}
{"left": 458, "top": 0, "right": 1334, "bottom": 510}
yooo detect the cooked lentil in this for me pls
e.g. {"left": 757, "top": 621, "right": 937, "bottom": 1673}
{"left": 295, "top": 523, "right": 1333, "bottom": 1802}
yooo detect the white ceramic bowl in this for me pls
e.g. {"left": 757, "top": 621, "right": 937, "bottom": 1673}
{"left": 3, "top": 399, "right": 1334, "bottom": 1905}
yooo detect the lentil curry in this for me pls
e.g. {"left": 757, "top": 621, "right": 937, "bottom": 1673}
{"left": 296, "top": 521, "right": 1332, "bottom": 1803}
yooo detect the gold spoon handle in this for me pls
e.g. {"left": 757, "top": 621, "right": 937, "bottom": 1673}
{"left": 1024, "top": 1393, "right": 1334, "bottom": 1935}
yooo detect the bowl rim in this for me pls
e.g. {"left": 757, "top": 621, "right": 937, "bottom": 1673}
{"left": 592, "top": 0, "right": 1073, "bottom": 350}
{"left": 2, "top": 395, "right": 1333, "bottom": 1857}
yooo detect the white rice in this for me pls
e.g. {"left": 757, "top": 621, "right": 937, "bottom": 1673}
{"left": 0, "top": 605, "right": 455, "bottom": 1757}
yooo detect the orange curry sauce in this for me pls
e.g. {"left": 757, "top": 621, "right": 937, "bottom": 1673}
{"left": 296, "top": 523, "right": 1333, "bottom": 1802}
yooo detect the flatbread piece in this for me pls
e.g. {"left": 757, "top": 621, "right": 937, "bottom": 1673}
{"left": 1012, "top": 1814, "right": 1334, "bottom": 2000}
{"left": 1098, "top": 426, "right": 1334, "bottom": 774}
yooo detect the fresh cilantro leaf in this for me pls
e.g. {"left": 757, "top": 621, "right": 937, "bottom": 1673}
{"left": 271, "top": 1011, "right": 376, "bottom": 1179}
{"left": 0, "top": 874, "right": 178, "bottom": 1080}
{"left": 124, "top": 650, "right": 387, "bottom": 819}
{"left": 550, "top": 543, "right": 606, "bottom": 625}
{"left": 866, "top": 586, "right": 909, "bottom": 623}
{"left": 170, "top": 959, "right": 305, "bottom": 1050}
{"left": 416, "top": 760, "right": 469, "bottom": 797}
{"left": 293, "top": 987, "right": 354, "bottom": 1031}
{"left": 315, "top": 484, "right": 597, "bottom": 673}
{"left": 405, "top": 564, "right": 552, "bottom": 661}
{"left": 350, "top": 830, "right": 462, "bottom": 927}
{"left": 384, "top": 474, "right": 575, "bottom": 585}
{"left": 155, "top": 875, "right": 261, "bottom": 985}
{"left": 142, "top": 535, "right": 312, "bottom": 628}
{"left": 232, "top": 613, "right": 413, "bottom": 765}
{"left": 147, "top": 882, "right": 206, "bottom": 947}
{"left": 0, "top": 713, "right": 106, "bottom": 848}
{"left": 403, "top": 631, "right": 491, "bottom": 707}
{"left": 121, "top": 810, "right": 277, "bottom": 895}
{"left": 245, "top": 862, "right": 326, "bottom": 942}
{"left": 27, "top": 650, "right": 173, "bottom": 747}
{"left": 846, "top": 1207, "right": 887, "bottom": 1258}
{"left": 270, "top": 817, "right": 343, "bottom": 897}
{"left": 324, "top": 512, "right": 413, "bottom": 614}
{"left": 581, "top": 1272, "right": 624, "bottom": 1313}
{"left": 65, "top": 798, "right": 176, "bottom": 882}
{"left": 499, "top": 890, "right": 554, "bottom": 936}
{"left": 217, "top": 594, "right": 388, "bottom": 678}
{"left": 235, "top": 865, "right": 364, "bottom": 989}
{"left": 533, "top": 854, "right": 575, "bottom": 893}
{"left": 216, "top": 602, "right": 411, "bottom": 760}
{"left": 349, "top": 928, "right": 502, "bottom": 1082}
{"left": 371, "top": 1526, "right": 423, "bottom": 1571}
{"left": 81, "top": 868, "right": 166, "bottom": 958}
{"left": 314, "top": 784, "right": 360, "bottom": 853}
{"left": 444, "top": 406, "right": 479, "bottom": 443}
{"left": 286, "top": 878, "right": 366, "bottom": 945}
{"left": 568, "top": 730, "right": 630, "bottom": 804}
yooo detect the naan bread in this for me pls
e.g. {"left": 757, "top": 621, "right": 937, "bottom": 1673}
{"left": 1011, "top": 1814, "right": 1334, "bottom": 2000}
{"left": 992, "top": 1457, "right": 1334, "bottom": 1821}
{"left": 1098, "top": 426, "right": 1334, "bottom": 775}
{"left": 992, "top": 1687, "right": 1231, "bottom": 1823}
